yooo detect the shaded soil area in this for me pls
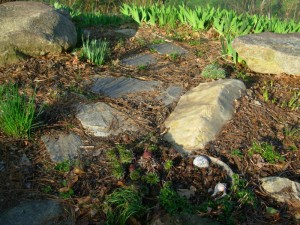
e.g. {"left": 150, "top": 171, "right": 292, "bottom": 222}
{"left": 0, "top": 24, "right": 299, "bottom": 224}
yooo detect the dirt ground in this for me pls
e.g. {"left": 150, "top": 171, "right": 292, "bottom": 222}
{"left": 0, "top": 24, "right": 299, "bottom": 224}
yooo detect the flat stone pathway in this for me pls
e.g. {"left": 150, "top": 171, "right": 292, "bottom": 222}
{"left": 149, "top": 42, "right": 188, "bottom": 55}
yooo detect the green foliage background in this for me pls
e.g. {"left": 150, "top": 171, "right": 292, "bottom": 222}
{"left": 14, "top": 0, "right": 299, "bottom": 21}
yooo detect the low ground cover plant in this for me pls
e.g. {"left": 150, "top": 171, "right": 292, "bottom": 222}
{"left": 201, "top": 63, "right": 226, "bottom": 79}
{"left": 248, "top": 142, "right": 285, "bottom": 163}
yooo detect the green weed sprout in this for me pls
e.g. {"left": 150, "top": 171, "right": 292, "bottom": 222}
{"left": 201, "top": 64, "right": 226, "bottom": 79}
{"left": 81, "top": 37, "right": 110, "bottom": 66}
{"left": 248, "top": 142, "right": 284, "bottom": 164}
{"left": 0, "top": 83, "right": 40, "bottom": 138}
{"left": 104, "top": 187, "right": 146, "bottom": 225}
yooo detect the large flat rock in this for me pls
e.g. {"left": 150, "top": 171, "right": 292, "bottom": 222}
{"left": 76, "top": 102, "right": 139, "bottom": 137}
{"left": 164, "top": 79, "right": 246, "bottom": 154}
{"left": 0, "top": 200, "right": 74, "bottom": 225}
{"left": 232, "top": 32, "right": 300, "bottom": 75}
{"left": 41, "top": 132, "right": 82, "bottom": 163}
{"left": 0, "top": 1, "right": 77, "bottom": 67}
{"left": 149, "top": 43, "right": 188, "bottom": 55}
{"left": 261, "top": 176, "right": 300, "bottom": 220}
{"left": 90, "top": 76, "right": 161, "bottom": 98}
{"left": 120, "top": 53, "right": 157, "bottom": 66}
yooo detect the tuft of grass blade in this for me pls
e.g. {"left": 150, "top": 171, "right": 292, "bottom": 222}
{"left": 0, "top": 83, "right": 40, "bottom": 138}
{"left": 81, "top": 37, "right": 110, "bottom": 66}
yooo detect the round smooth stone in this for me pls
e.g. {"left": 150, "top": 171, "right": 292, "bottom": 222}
{"left": 193, "top": 156, "right": 210, "bottom": 168}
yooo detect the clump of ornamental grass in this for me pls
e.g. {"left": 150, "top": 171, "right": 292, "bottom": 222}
{"left": 104, "top": 186, "right": 146, "bottom": 225}
{"left": 81, "top": 37, "right": 110, "bottom": 65}
{"left": 201, "top": 63, "right": 226, "bottom": 79}
{"left": 0, "top": 83, "right": 41, "bottom": 138}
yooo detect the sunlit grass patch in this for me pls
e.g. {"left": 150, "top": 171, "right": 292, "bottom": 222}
{"left": 0, "top": 83, "right": 41, "bottom": 138}
{"left": 81, "top": 37, "right": 110, "bottom": 65}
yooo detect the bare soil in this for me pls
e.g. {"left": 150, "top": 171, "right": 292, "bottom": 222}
{"left": 0, "top": 24, "right": 299, "bottom": 225}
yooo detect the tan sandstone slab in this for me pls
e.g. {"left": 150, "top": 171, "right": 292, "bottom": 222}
{"left": 164, "top": 79, "right": 246, "bottom": 154}
{"left": 232, "top": 32, "right": 300, "bottom": 76}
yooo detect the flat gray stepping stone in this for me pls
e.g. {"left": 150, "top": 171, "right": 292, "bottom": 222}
{"left": 157, "top": 86, "right": 183, "bottom": 106}
{"left": 149, "top": 42, "right": 188, "bottom": 55}
{"left": 114, "top": 29, "right": 137, "bottom": 37}
{"left": 90, "top": 76, "right": 161, "bottom": 98}
{"left": 41, "top": 132, "right": 82, "bottom": 163}
{"left": 121, "top": 53, "right": 157, "bottom": 66}
{"left": 76, "top": 102, "right": 139, "bottom": 137}
{"left": 0, "top": 200, "right": 74, "bottom": 225}
{"left": 164, "top": 79, "right": 246, "bottom": 154}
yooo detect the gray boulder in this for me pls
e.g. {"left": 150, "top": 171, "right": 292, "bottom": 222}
{"left": 232, "top": 32, "right": 300, "bottom": 76}
{"left": 76, "top": 102, "right": 139, "bottom": 137}
{"left": 150, "top": 213, "right": 220, "bottom": 225}
{"left": 0, "top": 199, "right": 75, "bottom": 225}
{"left": 41, "top": 132, "right": 82, "bottom": 163}
{"left": 164, "top": 79, "right": 245, "bottom": 154}
{"left": 0, "top": 1, "right": 77, "bottom": 67}
{"left": 90, "top": 76, "right": 161, "bottom": 98}
{"left": 261, "top": 176, "right": 300, "bottom": 220}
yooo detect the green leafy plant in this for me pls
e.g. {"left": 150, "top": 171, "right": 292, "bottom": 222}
{"left": 262, "top": 80, "right": 274, "bottom": 102}
{"left": 169, "top": 53, "right": 180, "bottom": 61}
{"left": 142, "top": 172, "right": 160, "bottom": 185}
{"left": 112, "top": 162, "right": 125, "bottom": 180}
{"left": 195, "top": 50, "right": 203, "bottom": 57}
{"left": 117, "top": 145, "right": 134, "bottom": 164}
{"left": 129, "top": 169, "right": 141, "bottom": 181}
{"left": 81, "top": 37, "right": 110, "bottom": 65}
{"left": 201, "top": 64, "right": 226, "bottom": 79}
{"left": 231, "top": 149, "right": 243, "bottom": 158}
{"left": 159, "top": 182, "right": 193, "bottom": 215}
{"left": 231, "top": 174, "right": 257, "bottom": 206}
{"left": 104, "top": 187, "right": 146, "bottom": 225}
{"left": 248, "top": 142, "right": 285, "bottom": 164}
{"left": 164, "top": 159, "right": 173, "bottom": 170}
{"left": 284, "top": 126, "right": 300, "bottom": 140}
{"left": 287, "top": 90, "right": 300, "bottom": 110}
{"left": 137, "top": 64, "right": 147, "bottom": 70}
{"left": 0, "top": 83, "right": 41, "bottom": 138}
{"left": 236, "top": 71, "right": 252, "bottom": 82}
{"left": 106, "top": 145, "right": 134, "bottom": 179}
{"left": 54, "top": 160, "right": 72, "bottom": 172}
{"left": 59, "top": 188, "right": 74, "bottom": 199}
{"left": 42, "top": 185, "right": 52, "bottom": 194}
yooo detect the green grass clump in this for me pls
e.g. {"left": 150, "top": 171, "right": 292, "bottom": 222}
{"left": 81, "top": 37, "right": 110, "bottom": 65}
{"left": 201, "top": 64, "right": 226, "bottom": 79}
{"left": 104, "top": 187, "right": 146, "bottom": 225}
{"left": 0, "top": 83, "right": 40, "bottom": 138}
{"left": 248, "top": 142, "right": 285, "bottom": 164}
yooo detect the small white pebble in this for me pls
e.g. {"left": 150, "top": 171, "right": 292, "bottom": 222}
{"left": 193, "top": 156, "right": 210, "bottom": 168}
{"left": 211, "top": 183, "right": 227, "bottom": 197}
